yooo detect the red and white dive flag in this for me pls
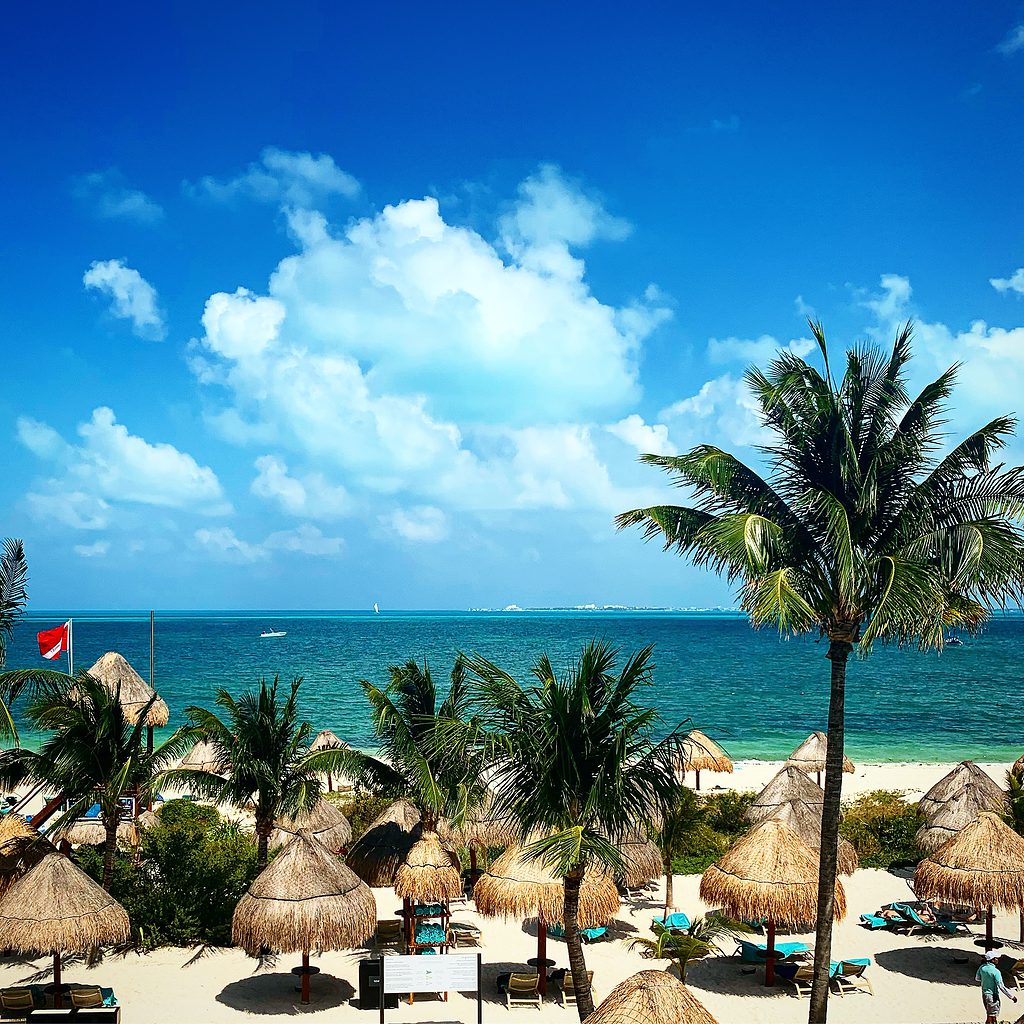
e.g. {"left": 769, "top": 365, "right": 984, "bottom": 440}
{"left": 37, "top": 621, "right": 70, "bottom": 661}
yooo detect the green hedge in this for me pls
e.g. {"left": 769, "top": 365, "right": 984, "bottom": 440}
{"left": 839, "top": 789, "right": 923, "bottom": 868}
{"left": 670, "top": 791, "right": 757, "bottom": 874}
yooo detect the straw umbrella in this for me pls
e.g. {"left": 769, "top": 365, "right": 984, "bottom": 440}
{"left": 586, "top": 970, "right": 719, "bottom": 1024}
{"left": 0, "top": 817, "right": 51, "bottom": 899}
{"left": 308, "top": 730, "right": 348, "bottom": 792}
{"left": 700, "top": 818, "right": 846, "bottom": 986}
{"left": 784, "top": 731, "right": 854, "bottom": 786}
{"left": 769, "top": 800, "right": 859, "bottom": 875}
{"left": 918, "top": 761, "right": 1006, "bottom": 823}
{"left": 394, "top": 831, "right": 463, "bottom": 947}
{"left": 0, "top": 851, "right": 129, "bottom": 1008}
{"left": 271, "top": 797, "right": 352, "bottom": 854}
{"left": 915, "top": 811, "right": 1024, "bottom": 950}
{"left": 440, "top": 791, "right": 518, "bottom": 879}
{"left": 54, "top": 818, "right": 138, "bottom": 849}
{"left": 233, "top": 829, "right": 376, "bottom": 1004}
{"left": 178, "top": 737, "right": 228, "bottom": 775}
{"left": 676, "top": 730, "right": 733, "bottom": 791}
{"left": 347, "top": 798, "right": 422, "bottom": 886}
{"left": 474, "top": 843, "right": 619, "bottom": 997}
{"left": 85, "top": 651, "right": 170, "bottom": 752}
{"left": 616, "top": 832, "right": 664, "bottom": 889}
{"left": 746, "top": 766, "right": 824, "bottom": 824}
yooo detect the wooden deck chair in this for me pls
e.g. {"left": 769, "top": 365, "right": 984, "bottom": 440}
{"left": 998, "top": 955, "right": 1024, "bottom": 984}
{"left": 777, "top": 962, "right": 814, "bottom": 996}
{"left": 505, "top": 972, "right": 542, "bottom": 1009}
{"left": 833, "top": 959, "right": 873, "bottom": 996}
{"left": 0, "top": 988, "right": 36, "bottom": 1019}
{"left": 70, "top": 988, "right": 105, "bottom": 1009}
{"left": 447, "top": 923, "right": 483, "bottom": 948}
{"left": 560, "top": 970, "right": 593, "bottom": 1007}
{"left": 374, "top": 918, "right": 405, "bottom": 951}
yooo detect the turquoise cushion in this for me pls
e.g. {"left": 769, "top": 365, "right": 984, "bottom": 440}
{"left": 415, "top": 923, "right": 446, "bottom": 944}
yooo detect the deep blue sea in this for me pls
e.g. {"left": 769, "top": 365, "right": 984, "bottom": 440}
{"left": 3, "top": 610, "right": 1021, "bottom": 763}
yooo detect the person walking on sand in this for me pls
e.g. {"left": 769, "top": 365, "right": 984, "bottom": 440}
{"left": 978, "top": 949, "right": 1017, "bottom": 1023}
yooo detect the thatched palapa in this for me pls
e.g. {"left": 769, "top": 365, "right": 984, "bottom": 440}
{"left": 179, "top": 737, "right": 228, "bottom": 774}
{"left": 309, "top": 729, "right": 346, "bottom": 752}
{"left": 0, "top": 817, "right": 51, "bottom": 899}
{"left": 588, "top": 970, "right": 719, "bottom": 1024}
{"left": 440, "top": 792, "right": 519, "bottom": 849}
{"left": 346, "top": 798, "right": 422, "bottom": 886}
{"left": 918, "top": 761, "right": 1006, "bottom": 822}
{"left": 746, "top": 766, "right": 824, "bottom": 824}
{"left": 54, "top": 818, "right": 138, "bottom": 849}
{"left": 784, "top": 731, "right": 854, "bottom": 780}
{"left": 136, "top": 809, "right": 160, "bottom": 832}
{"left": 394, "top": 830, "right": 463, "bottom": 902}
{"left": 85, "top": 651, "right": 169, "bottom": 728}
{"left": 616, "top": 833, "right": 663, "bottom": 889}
{"left": 676, "top": 729, "right": 733, "bottom": 791}
{"left": 271, "top": 798, "right": 352, "bottom": 854}
{"left": 769, "top": 800, "right": 858, "bottom": 875}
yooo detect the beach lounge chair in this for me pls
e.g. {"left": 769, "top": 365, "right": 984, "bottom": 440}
{"left": 891, "top": 902, "right": 966, "bottom": 935}
{"left": 998, "top": 955, "right": 1024, "bottom": 984}
{"left": 858, "top": 912, "right": 895, "bottom": 930}
{"left": 776, "top": 962, "right": 816, "bottom": 996}
{"left": 736, "top": 939, "right": 811, "bottom": 963}
{"left": 447, "top": 922, "right": 483, "bottom": 947}
{"left": 560, "top": 970, "right": 593, "bottom": 1007}
{"left": 69, "top": 990, "right": 104, "bottom": 1009}
{"left": 546, "top": 923, "right": 608, "bottom": 942}
{"left": 0, "top": 988, "right": 38, "bottom": 1019}
{"left": 651, "top": 912, "right": 691, "bottom": 932}
{"left": 832, "top": 958, "right": 873, "bottom": 996}
{"left": 505, "top": 973, "right": 542, "bottom": 1009}
{"left": 374, "top": 918, "right": 405, "bottom": 951}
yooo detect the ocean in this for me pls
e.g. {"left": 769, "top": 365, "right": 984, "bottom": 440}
{"left": 3, "top": 610, "right": 1020, "bottom": 763}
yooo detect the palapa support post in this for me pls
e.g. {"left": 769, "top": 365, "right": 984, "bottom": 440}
{"left": 301, "top": 950, "right": 311, "bottom": 1004}
{"left": 986, "top": 907, "right": 994, "bottom": 950}
{"left": 52, "top": 951, "right": 62, "bottom": 1009}
{"left": 537, "top": 916, "right": 548, "bottom": 996}
{"left": 695, "top": 768, "right": 701, "bottom": 791}
{"left": 764, "top": 918, "right": 776, "bottom": 987}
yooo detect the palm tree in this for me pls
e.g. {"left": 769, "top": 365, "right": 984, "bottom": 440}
{"left": 351, "top": 657, "right": 488, "bottom": 831}
{"left": 0, "top": 672, "right": 190, "bottom": 888}
{"left": 629, "top": 915, "right": 739, "bottom": 982}
{"left": 163, "top": 676, "right": 350, "bottom": 870}
{"left": 1004, "top": 762, "right": 1024, "bottom": 941}
{"left": 656, "top": 784, "right": 704, "bottom": 919}
{"left": 0, "top": 539, "right": 29, "bottom": 740}
{"left": 460, "top": 641, "right": 681, "bottom": 1021}
{"left": 617, "top": 323, "right": 1024, "bottom": 1023}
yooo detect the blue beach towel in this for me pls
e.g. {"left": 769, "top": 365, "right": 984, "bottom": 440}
{"left": 652, "top": 912, "right": 691, "bottom": 931}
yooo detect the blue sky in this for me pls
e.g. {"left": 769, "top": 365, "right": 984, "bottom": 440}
{"left": 3, "top": 2, "right": 1024, "bottom": 610}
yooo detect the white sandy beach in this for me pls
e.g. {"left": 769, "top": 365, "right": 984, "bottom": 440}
{"left": 1, "top": 760, "right": 1016, "bottom": 1023}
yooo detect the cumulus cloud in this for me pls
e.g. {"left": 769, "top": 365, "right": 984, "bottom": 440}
{"left": 194, "top": 523, "right": 344, "bottom": 562}
{"left": 74, "top": 540, "right": 110, "bottom": 558}
{"left": 387, "top": 506, "right": 448, "bottom": 543}
{"left": 73, "top": 170, "right": 164, "bottom": 224}
{"left": 606, "top": 414, "right": 676, "bottom": 456}
{"left": 251, "top": 455, "right": 351, "bottom": 519}
{"left": 194, "top": 527, "right": 266, "bottom": 563}
{"left": 660, "top": 375, "right": 769, "bottom": 451}
{"left": 18, "top": 407, "right": 229, "bottom": 523}
{"left": 991, "top": 268, "right": 1024, "bottom": 296}
{"left": 998, "top": 24, "right": 1024, "bottom": 55}
{"left": 83, "top": 259, "right": 166, "bottom": 340}
{"left": 187, "top": 147, "right": 360, "bottom": 207}
{"left": 707, "top": 334, "right": 815, "bottom": 365}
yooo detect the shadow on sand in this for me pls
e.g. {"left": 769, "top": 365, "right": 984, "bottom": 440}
{"left": 874, "top": 945, "right": 979, "bottom": 986}
{"left": 217, "top": 972, "right": 356, "bottom": 1014}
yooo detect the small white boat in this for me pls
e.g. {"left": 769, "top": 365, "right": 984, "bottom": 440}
{"left": 260, "top": 629, "right": 287, "bottom": 638}
{"left": 945, "top": 635, "right": 964, "bottom": 646}
{"left": 373, "top": 602, "right": 379, "bottom": 614}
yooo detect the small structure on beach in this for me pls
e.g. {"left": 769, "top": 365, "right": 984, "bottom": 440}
{"left": 616, "top": 831, "right": 663, "bottom": 889}
{"left": 700, "top": 818, "right": 846, "bottom": 986}
{"left": 178, "top": 737, "right": 228, "bottom": 775}
{"left": 784, "top": 731, "right": 854, "bottom": 786}
{"left": 915, "top": 811, "right": 1024, "bottom": 950}
{"left": 916, "top": 761, "right": 1007, "bottom": 852}
{"left": 675, "top": 729, "right": 733, "bottom": 791}
{"left": 271, "top": 797, "right": 352, "bottom": 854}
{"left": 587, "top": 969, "right": 719, "bottom": 1024}
{"left": 233, "top": 829, "right": 376, "bottom": 1004}
{"left": 474, "top": 843, "right": 619, "bottom": 997}
{"left": 308, "top": 729, "right": 349, "bottom": 791}
{"left": 84, "top": 652, "right": 169, "bottom": 730}
{"left": 440, "top": 791, "right": 518, "bottom": 880}
{"left": 768, "top": 799, "right": 858, "bottom": 875}
{"left": 53, "top": 817, "right": 138, "bottom": 850}
{"left": 0, "top": 851, "right": 130, "bottom": 1008}
{"left": 0, "top": 817, "right": 51, "bottom": 898}
{"left": 394, "top": 830, "right": 463, "bottom": 950}
{"left": 347, "top": 798, "right": 422, "bottom": 886}
{"left": 747, "top": 766, "right": 824, "bottom": 823}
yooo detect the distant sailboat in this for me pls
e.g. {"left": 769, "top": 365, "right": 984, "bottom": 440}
{"left": 373, "top": 602, "right": 380, "bottom": 614}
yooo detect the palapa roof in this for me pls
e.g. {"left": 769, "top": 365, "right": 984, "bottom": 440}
{"left": 1013, "top": 754, "right": 1024, "bottom": 778}
{"left": 309, "top": 729, "right": 346, "bottom": 752}
{"left": 588, "top": 970, "right": 719, "bottom": 1024}
{"left": 0, "top": 851, "right": 130, "bottom": 954}
{"left": 85, "top": 652, "right": 169, "bottom": 728}
{"left": 784, "top": 731, "right": 854, "bottom": 775}
{"left": 233, "top": 830, "right": 376, "bottom": 956}
{"left": 53, "top": 819, "right": 138, "bottom": 849}
{"left": 346, "top": 798, "right": 422, "bottom": 887}
{"left": 676, "top": 729, "right": 733, "bottom": 775}
{"left": 769, "top": 800, "right": 858, "bottom": 875}
{"left": 917, "top": 761, "right": 1006, "bottom": 824}
{"left": 0, "top": 818, "right": 52, "bottom": 899}
{"left": 136, "top": 809, "right": 160, "bottom": 831}
{"left": 394, "top": 830, "right": 463, "bottom": 902}
{"left": 747, "top": 766, "right": 824, "bottom": 824}
{"left": 616, "top": 833, "right": 664, "bottom": 888}
{"left": 271, "top": 798, "right": 352, "bottom": 854}
{"left": 473, "top": 844, "right": 620, "bottom": 928}
{"left": 699, "top": 818, "right": 846, "bottom": 927}
{"left": 440, "top": 791, "right": 519, "bottom": 849}
{"left": 915, "top": 812, "right": 1024, "bottom": 911}
{"left": 179, "top": 738, "right": 229, "bottom": 774}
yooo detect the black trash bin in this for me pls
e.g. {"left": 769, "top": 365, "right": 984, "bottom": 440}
{"left": 359, "top": 957, "right": 398, "bottom": 1009}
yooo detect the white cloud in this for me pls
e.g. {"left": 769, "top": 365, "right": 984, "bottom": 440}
{"left": 74, "top": 170, "right": 163, "bottom": 224}
{"left": 998, "top": 24, "right": 1024, "bottom": 55}
{"left": 660, "top": 374, "right": 768, "bottom": 451}
{"left": 26, "top": 489, "right": 110, "bottom": 531}
{"left": 388, "top": 506, "right": 448, "bottom": 543}
{"left": 860, "top": 273, "right": 913, "bottom": 322}
{"left": 707, "top": 334, "right": 815, "bottom": 365}
{"left": 265, "top": 523, "right": 345, "bottom": 556}
{"left": 606, "top": 414, "right": 676, "bottom": 456}
{"left": 187, "top": 147, "right": 360, "bottom": 208}
{"left": 991, "top": 268, "right": 1024, "bottom": 296}
{"left": 194, "top": 527, "right": 267, "bottom": 563}
{"left": 194, "top": 523, "right": 344, "bottom": 562}
{"left": 74, "top": 540, "right": 110, "bottom": 558}
{"left": 711, "top": 115, "right": 740, "bottom": 133}
{"left": 83, "top": 259, "right": 166, "bottom": 340}
{"left": 251, "top": 455, "right": 350, "bottom": 519}
{"left": 18, "top": 407, "right": 229, "bottom": 523}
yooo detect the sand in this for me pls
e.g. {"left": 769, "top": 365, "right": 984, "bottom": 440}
{"left": 0, "top": 760, "right": 1016, "bottom": 1023}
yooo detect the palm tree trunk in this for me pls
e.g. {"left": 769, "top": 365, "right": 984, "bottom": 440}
{"left": 102, "top": 815, "right": 119, "bottom": 891}
{"left": 808, "top": 632, "right": 853, "bottom": 1024}
{"left": 256, "top": 827, "right": 270, "bottom": 872}
{"left": 563, "top": 871, "right": 594, "bottom": 1021}
{"left": 663, "top": 854, "right": 673, "bottom": 918}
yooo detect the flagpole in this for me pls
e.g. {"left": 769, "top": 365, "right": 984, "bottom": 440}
{"left": 68, "top": 619, "right": 74, "bottom": 676}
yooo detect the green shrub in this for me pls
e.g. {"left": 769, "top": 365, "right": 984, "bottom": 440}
{"left": 702, "top": 791, "right": 755, "bottom": 834}
{"left": 335, "top": 791, "right": 394, "bottom": 843}
{"left": 840, "top": 790, "right": 923, "bottom": 868}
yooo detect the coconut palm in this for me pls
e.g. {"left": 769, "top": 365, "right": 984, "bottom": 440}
{"left": 1004, "top": 762, "right": 1024, "bottom": 940}
{"left": 0, "top": 672, "right": 190, "bottom": 889}
{"left": 656, "top": 784, "right": 705, "bottom": 919}
{"left": 0, "top": 539, "right": 29, "bottom": 740}
{"left": 350, "top": 657, "right": 488, "bottom": 831}
{"left": 629, "top": 915, "right": 738, "bottom": 982}
{"left": 458, "top": 641, "right": 681, "bottom": 1020}
{"left": 162, "top": 676, "right": 350, "bottom": 870}
{"left": 617, "top": 323, "right": 1024, "bottom": 1023}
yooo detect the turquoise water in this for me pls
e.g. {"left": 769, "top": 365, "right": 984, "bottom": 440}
{"left": 3, "top": 610, "right": 1021, "bottom": 763}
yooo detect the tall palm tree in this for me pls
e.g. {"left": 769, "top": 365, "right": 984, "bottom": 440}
{"left": 163, "top": 676, "right": 350, "bottom": 870}
{"left": 0, "top": 539, "right": 29, "bottom": 740}
{"left": 1004, "top": 762, "right": 1024, "bottom": 941}
{"left": 351, "top": 657, "right": 488, "bottom": 831}
{"left": 656, "top": 784, "right": 704, "bottom": 919}
{"left": 459, "top": 641, "right": 681, "bottom": 1021}
{"left": 0, "top": 673, "right": 190, "bottom": 888}
{"left": 617, "top": 323, "right": 1024, "bottom": 1023}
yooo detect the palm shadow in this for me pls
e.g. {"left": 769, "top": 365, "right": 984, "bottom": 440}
{"left": 874, "top": 945, "right": 979, "bottom": 986}
{"left": 216, "top": 972, "right": 356, "bottom": 1013}
{"left": 679, "top": 955, "right": 794, "bottom": 999}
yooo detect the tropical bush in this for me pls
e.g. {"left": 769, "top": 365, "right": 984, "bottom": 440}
{"left": 669, "top": 791, "right": 757, "bottom": 874}
{"left": 839, "top": 790, "right": 923, "bottom": 868}
{"left": 332, "top": 790, "right": 392, "bottom": 844}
